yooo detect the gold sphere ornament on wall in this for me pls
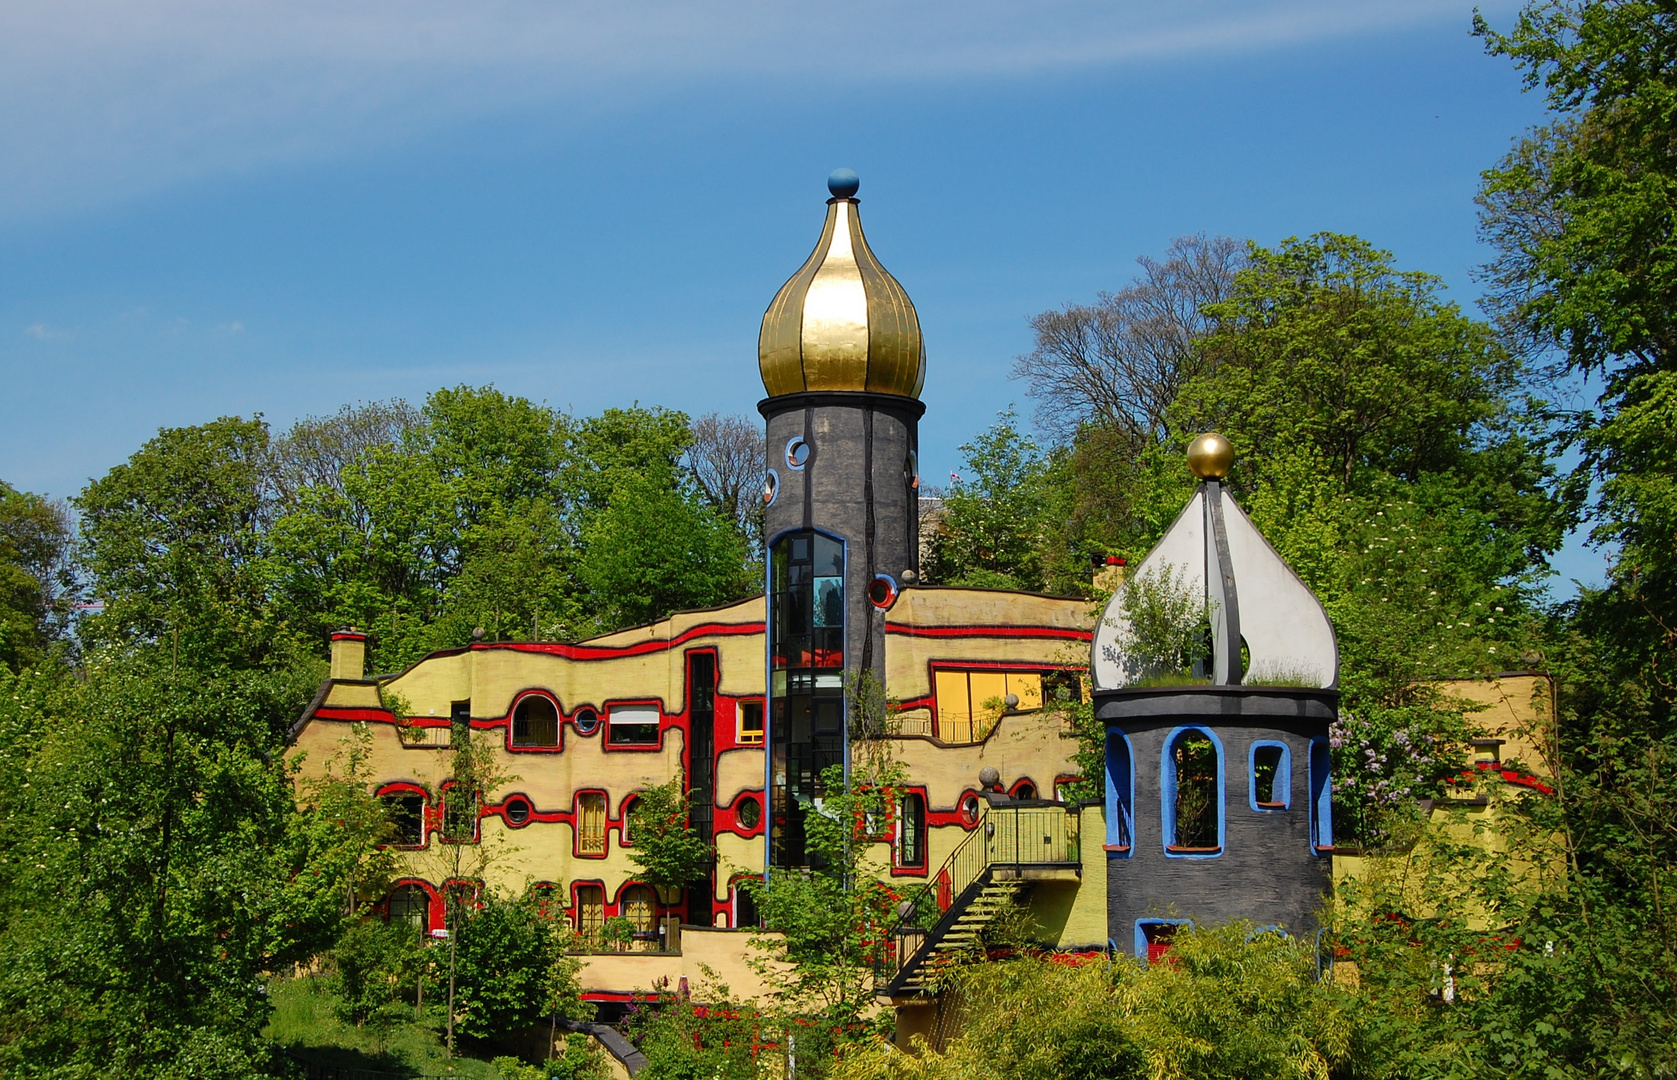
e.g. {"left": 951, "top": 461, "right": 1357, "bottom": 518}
{"left": 1186, "top": 432, "right": 1234, "bottom": 480}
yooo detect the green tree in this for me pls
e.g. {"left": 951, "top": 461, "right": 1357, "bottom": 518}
{"left": 831, "top": 926, "right": 1357, "bottom": 1080}
{"left": 0, "top": 480, "right": 70, "bottom": 672}
{"left": 575, "top": 463, "right": 754, "bottom": 632}
{"left": 626, "top": 775, "right": 714, "bottom": 892}
{"left": 922, "top": 409, "right": 1066, "bottom": 592}
{"left": 0, "top": 657, "right": 357, "bottom": 1078}
{"left": 449, "top": 889, "right": 584, "bottom": 1042}
{"left": 75, "top": 417, "right": 278, "bottom": 669}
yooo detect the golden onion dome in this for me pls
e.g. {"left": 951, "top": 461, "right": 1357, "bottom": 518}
{"left": 759, "top": 169, "right": 926, "bottom": 399}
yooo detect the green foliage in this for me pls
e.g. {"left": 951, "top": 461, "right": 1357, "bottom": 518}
{"left": 626, "top": 775, "right": 714, "bottom": 890}
{"left": 832, "top": 927, "right": 1357, "bottom": 1080}
{"left": 0, "top": 656, "right": 348, "bottom": 1078}
{"left": 575, "top": 462, "right": 754, "bottom": 631}
{"left": 75, "top": 416, "right": 279, "bottom": 669}
{"left": 1113, "top": 563, "right": 1208, "bottom": 680}
{"left": 265, "top": 974, "right": 502, "bottom": 1079}
{"left": 0, "top": 480, "right": 70, "bottom": 673}
{"left": 328, "top": 919, "right": 430, "bottom": 1029}
{"left": 449, "top": 890, "right": 583, "bottom": 1041}
{"left": 737, "top": 755, "right": 905, "bottom": 1048}
{"left": 627, "top": 981, "right": 767, "bottom": 1080}
{"left": 922, "top": 409, "right": 1069, "bottom": 593}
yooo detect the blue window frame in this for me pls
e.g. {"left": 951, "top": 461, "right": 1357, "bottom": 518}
{"left": 1134, "top": 918, "right": 1193, "bottom": 964}
{"left": 1248, "top": 740, "right": 1291, "bottom": 811}
{"left": 1309, "top": 736, "right": 1333, "bottom": 854}
{"left": 1105, "top": 729, "right": 1134, "bottom": 854}
{"left": 1160, "top": 725, "right": 1224, "bottom": 857}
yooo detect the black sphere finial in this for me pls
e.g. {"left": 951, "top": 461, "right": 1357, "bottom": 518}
{"left": 827, "top": 168, "right": 860, "bottom": 199}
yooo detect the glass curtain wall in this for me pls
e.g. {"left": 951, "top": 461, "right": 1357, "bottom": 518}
{"left": 769, "top": 530, "right": 845, "bottom": 869}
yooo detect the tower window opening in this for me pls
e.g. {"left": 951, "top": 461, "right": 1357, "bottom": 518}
{"left": 1106, "top": 730, "right": 1134, "bottom": 853}
{"left": 1310, "top": 737, "right": 1333, "bottom": 854}
{"left": 785, "top": 437, "right": 811, "bottom": 469}
{"left": 1163, "top": 728, "right": 1222, "bottom": 855}
{"left": 768, "top": 530, "right": 845, "bottom": 869}
{"left": 737, "top": 795, "right": 761, "bottom": 830}
{"left": 511, "top": 694, "right": 559, "bottom": 748}
{"left": 1250, "top": 742, "right": 1291, "bottom": 810}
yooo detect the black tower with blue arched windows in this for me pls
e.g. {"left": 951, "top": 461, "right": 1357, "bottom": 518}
{"left": 1091, "top": 434, "right": 1339, "bottom": 954}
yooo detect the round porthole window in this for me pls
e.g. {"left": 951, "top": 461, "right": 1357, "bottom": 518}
{"left": 785, "top": 437, "right": 810, "bottom": 470}
{"left": 762, "top": 469, "right": 779, "bottom": 507}
{"left": 737, "top": 796, "right": 761, "bottom": 830}
{"left": 504, "top": 796, "right": 532, "bottom": 826}
{"left": 867, "top": 573, "right": 898, "bottom": 609}
{"left": 905, "top": 451, "right": 919, "bottom": 490}
{"left": 573, "top": 708, "right": 600, "bottom": 736}
{"left": 960, "top": 792, "right": 982, "bottom": 825}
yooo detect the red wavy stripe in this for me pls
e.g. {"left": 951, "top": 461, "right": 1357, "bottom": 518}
{"left": 885, "top": 624, "right": 1091, "bottom": 642}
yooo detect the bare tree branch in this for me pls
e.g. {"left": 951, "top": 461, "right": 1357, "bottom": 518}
{"left": 1012, "top": 234, "right": 1245, "bottom": 443}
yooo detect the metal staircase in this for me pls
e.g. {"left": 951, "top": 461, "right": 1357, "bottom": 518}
{"left": 875, "top": 801, "right": 1081, "bottom": 998}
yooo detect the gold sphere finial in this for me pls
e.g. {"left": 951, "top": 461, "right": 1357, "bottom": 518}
{"left": 1186, "top": 432, "right": 1234, "bottom": 480}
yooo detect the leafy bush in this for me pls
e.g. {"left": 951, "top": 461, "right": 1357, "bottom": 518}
{"left": 833, "top": 925, "right": 1357, "bottom": 1080}
{"left": 329, "top": 919, "right": 430, "bottom": 1028}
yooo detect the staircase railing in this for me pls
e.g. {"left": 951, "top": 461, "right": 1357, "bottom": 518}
{"left": 873, "top": 802, "right": 1080, "bottom": 992}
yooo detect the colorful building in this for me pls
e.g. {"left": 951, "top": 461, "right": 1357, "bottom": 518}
{"left": 285, "top": 171, "right": 1552, "bottom": 1047}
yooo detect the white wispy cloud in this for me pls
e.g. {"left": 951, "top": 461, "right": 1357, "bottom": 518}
{"left": 0, "top": 1, "right": 1508, "bottom": 221}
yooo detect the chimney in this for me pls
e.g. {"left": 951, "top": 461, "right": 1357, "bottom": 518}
{"left": 330, "top": 629, "right": 367, "bottom": 681}
{"left": 1093, "top": 555, "right": 1127, "bottom": 594}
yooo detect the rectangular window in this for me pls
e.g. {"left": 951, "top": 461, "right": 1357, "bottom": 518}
{"left": 737, "top": 701, "right": 765, "bottom": 745}
{"left": 1135, "top": 919, "right": 1191, "bottom": 964}
{"left": 607, "top": 705, "right": 660, "bottom": 746}
{"left": 382, "top": 793, "right": 426, "bottom": 845}
{"left": 897, "top": 792, "right": 927, "bottom": 868}
{"left": 575, "top": 884, "right": 604, "bottom": 943}
{"left": 933, "top": 670, "right": 1047, "bottom": 744}
{"left": 577, "top": 792, "right": 607, "bottom": 855}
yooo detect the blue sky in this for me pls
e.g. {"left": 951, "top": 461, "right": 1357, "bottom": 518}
{"left": 0, "top": 0, "right": 1610, "bottom": 594}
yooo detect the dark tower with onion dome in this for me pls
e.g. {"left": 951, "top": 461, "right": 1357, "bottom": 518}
{"left": 758, "top": 169, "right": 926, "bottom": 869}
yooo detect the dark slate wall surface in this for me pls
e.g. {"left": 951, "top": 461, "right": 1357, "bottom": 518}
{"left": 1105, "top": 709, "right": 1332, "bottom": 953}
{"left": 761, "top": 392, "right": 922, "bottom": 687}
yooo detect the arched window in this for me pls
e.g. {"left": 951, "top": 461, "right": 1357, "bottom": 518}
{"left": 1309, "top": 737, "right": 1333, "bottom": 854}
{"left": 1105, "top": 730, "right": 1134, "bottom": 854}
{"left": 1249, "top": 741, "right": 1291, "bottom": 811}
{"left": 388, "top": 884, "right": 430, "bottom": 936}
{"left": 512, "top": 694, "right": 559, "bottom": 748}
{"left": 1162, "top": 727, "right": 1223, "bottom": 856}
